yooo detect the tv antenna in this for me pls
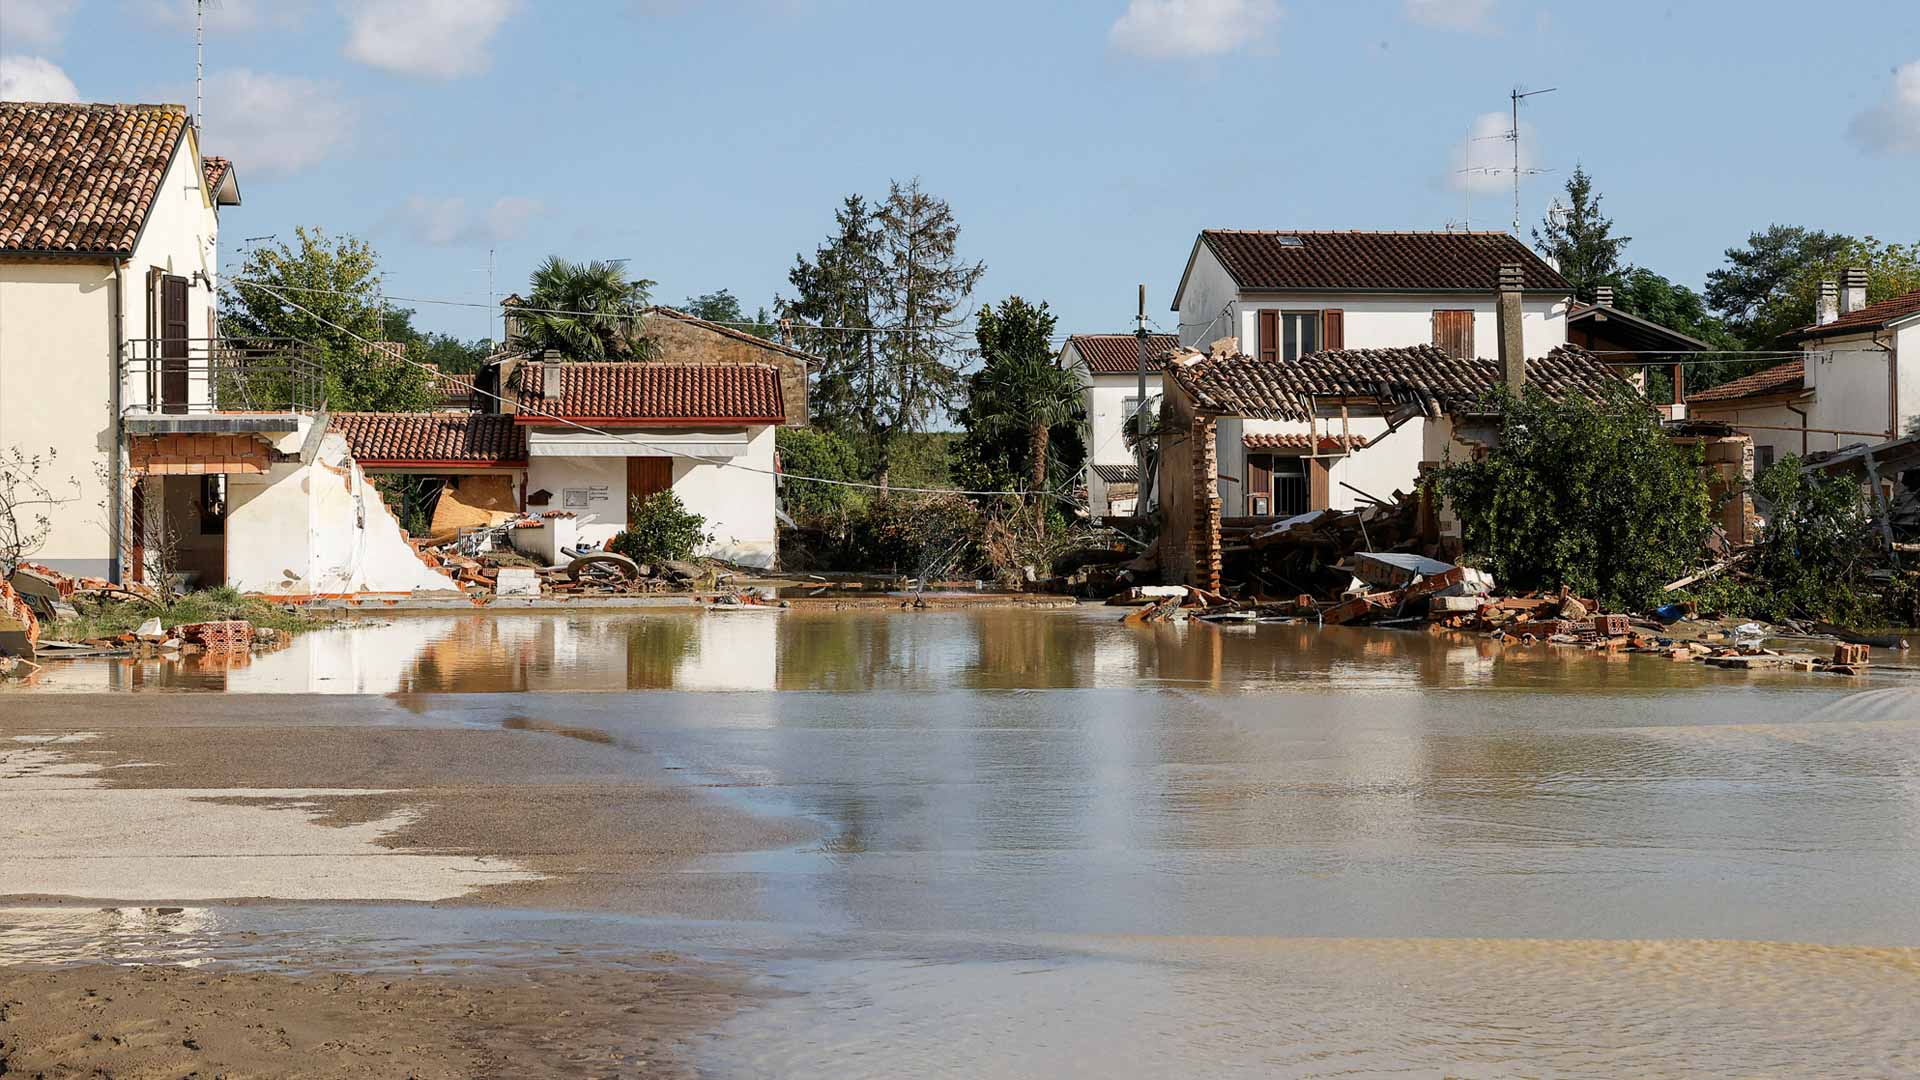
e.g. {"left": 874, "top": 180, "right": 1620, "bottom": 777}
{"left": 1506, "top": 85, "right": 1555, "bottom": 234}
{"left": 194, "top": 0, "right": 205, "bottom": 135}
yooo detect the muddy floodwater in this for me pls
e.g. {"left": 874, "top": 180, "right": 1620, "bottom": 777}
{"left": 5, "top": 607, "right": 1920, "bottom": 1077}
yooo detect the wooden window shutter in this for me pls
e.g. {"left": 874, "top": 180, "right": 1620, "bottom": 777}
{"left": 1322, "top": 309, "right": 1344, "bottom": 350}
{"left": 1257, "top": 310, "right": 1278, "bottom": 362}
{"left": 1432, "top": 310, "right": 1473, "bottom": 359}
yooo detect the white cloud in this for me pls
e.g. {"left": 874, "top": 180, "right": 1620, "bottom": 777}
{"left": 0, "top": 55, "right": 81, "bottom": 102}
{"left": 341, "top": 0, "right": 520, "bottom": 79}
{"left": 6, "top": 0, "right": 79, "bottom": 46}
{"left": 1108, "top": 0, "right": 1282, "bottom": 60}
{"left": 1448, "top": 110, "right": 1535, "bottom": 194}
{"left": 129, "top": 0, "right": 312, "bottom": 31}
{"left": 388, "top": 195, "right": 545, "bottom": 247}
{"left": 199, "top": 68, "right": 355, "bottom": 176}
{"left": 1404, "top": 0, "right": 1494, "bottom": 32}
{"left": 1847, "top": 60, "right": 1920, "bottom": 156}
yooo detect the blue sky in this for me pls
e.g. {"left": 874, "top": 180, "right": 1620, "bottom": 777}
{"left": 4, "top": 0, "right": 1916, "bottom": 342}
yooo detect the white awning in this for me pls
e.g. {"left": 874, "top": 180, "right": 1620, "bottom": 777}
{"left": 526, "top": 427, "right": 751, "bottom": 459}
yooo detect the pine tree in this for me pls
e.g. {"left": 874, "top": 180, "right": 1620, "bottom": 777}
{"left": 1533, "top": 166, "right": 1631, "bottom": 303}
{"left": 872, "top": 179, "right": 986, "bottom": 468}
{"left": 777, "top": 195, "right": 886, "bottom": 436}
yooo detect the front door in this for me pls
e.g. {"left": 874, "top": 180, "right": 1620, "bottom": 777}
{"left": 161, "top": 274, "right": 191, "bottom": 413}
{"left": 625, "top": 456, "right": 673, "bottom": 526}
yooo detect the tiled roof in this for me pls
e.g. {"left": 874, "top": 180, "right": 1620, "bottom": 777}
{"left": 1686, "top": 359, "right": 1804, "bottom": 404}
{"left": 1789, "top": 289, "right": 1920, "bottom": 341}
{"left": 1192, "top": 230, "right": 1568, "bottom": 296}
{"left": 331, "top": 412, "right": 527, "bottom": 465}
{"left": 1089, "top": 462, "right": 1139, "bottom": 483}
{"left": 0, "top": 102, "right": 190, "bottom": 255}
{"left": 436, "top": 372, "right": 477, "bottom": 408}
{"left": 202, "top": 155, "right": 231, "bottom": 192}
{"left": 512, "top": 362, "right": 786, "bottom": 423}
{"left": 1244, "top": 433, "right": 1351, "bottom": 452}
{"left": 1069, "top": 333, "right": 1180, "bottom": 375}
{"left": 1166, "top": 344, "right": 1621, "bottom": 422}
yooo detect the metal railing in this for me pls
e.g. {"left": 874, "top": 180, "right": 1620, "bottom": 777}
{"left": 122, "top": 337, "right": 325, "bottom": 416}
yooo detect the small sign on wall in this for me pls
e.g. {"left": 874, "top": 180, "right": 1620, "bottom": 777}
{"left": 562, "top": 485, "right": 610, "bottom": 510}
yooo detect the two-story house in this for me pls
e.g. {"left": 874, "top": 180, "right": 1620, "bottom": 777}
{"left": 0, "top": 101, "right": 452, "bottom": 595}
{"left": 1688, "top": 275, "right": 1919, "bottom": 467}
{"left": 1063, "top": 332, "right": 1177, "bottom": 516}
{"left": 1167, "top": 229, "right": 1572, "bottom": 519}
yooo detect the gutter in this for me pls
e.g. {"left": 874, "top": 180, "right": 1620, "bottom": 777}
{"left": 509, "top": 415, "right": 786, "bottom": 427}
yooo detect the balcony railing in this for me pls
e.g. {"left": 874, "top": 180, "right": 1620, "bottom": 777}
{"left": 122, "top": 337, "right": 325, "bottom": 416}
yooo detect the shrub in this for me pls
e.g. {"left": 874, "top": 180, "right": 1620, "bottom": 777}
{"left": 1426, "top": 383, "right": 1713, "bottom": 611}
{"left": 609, "top": 491, "right": 711, "bottom": 565}
{"left": 776, "top": 427, "right": 867, "bottom": 523}
{"left": 845, "top": 492, "right": 981, "bottom": 575}
{"left": 1742, "top": 459, "right": 1883, "bottom": 625}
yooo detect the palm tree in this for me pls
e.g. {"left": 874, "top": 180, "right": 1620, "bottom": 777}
{"left": 973, "top": 347, "right": 1086, "bottom": 530}
{"left": 516, "top": 257, "right": 657, "bottom": 362}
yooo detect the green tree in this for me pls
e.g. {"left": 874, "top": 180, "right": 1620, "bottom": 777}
{"left": 516, "top": 257, "right": 656, "bottom": 362}
{"left": 1741, "top": 460, "right": 1884, "bottom": 625}
{"left": 778, "top": 195, "right": 886, "bottom": 436}
{"left": 222, "top": 227, "right": 435, "bottom": 412}
{"left": 377, "top": 307, "right": 495, "bottom": 374}
{"left": 1427, "top": 383, "right": 1713, "bottom": 611}
{"left": 952, "top": 297, "right": 1085, "bottom": 512}
{"left": 681, "top": 289, "right": 774, "bottom": 338}
{"left": 1703, "top": 225, "right": 1857, "bottom": 346}
{"left": 1533, "top": 166, "right": 1631, "bottom": 303}
{"left": 872, "top": 178, "right": 986, "bottom": 465}
{"left": 776, "top": 426, "right": 866, "bottom": 522}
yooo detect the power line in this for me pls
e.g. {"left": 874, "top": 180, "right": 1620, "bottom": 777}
{"left": 241, "top": 279, "right": 1083, "bottom": 504}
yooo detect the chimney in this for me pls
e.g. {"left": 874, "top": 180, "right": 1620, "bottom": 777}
{"left": 1840, "top": 267, "right": 1868, "bottom": 316}
{"left": 1498, "top": 263, "right": 1526, "bottom": 391}
{"left": 541, "top": 359, "right": 563, "bottom": 401}
{"left": 1593, "top": 285, "right": 1614, "bottom": 308}
{"left": 1817, "top": 279, "right": 1839, "bottom": 325}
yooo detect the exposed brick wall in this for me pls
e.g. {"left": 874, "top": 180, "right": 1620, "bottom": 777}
{"left": 1189, "top": 414, "right": 1221, "bottom": 592}
{"left": 643, "top": 317, "right": 810, "bottom": 427}
{"left": 129, "top": 434, "right": 272, "bottom": 476}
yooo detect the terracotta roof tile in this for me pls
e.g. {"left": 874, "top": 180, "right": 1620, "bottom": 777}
{"left": 331, "top": 412, "right": 527, "bottom": 466}
{"left": 436, "top": 372, "right": 476, "bottom": 408}
{"left": 1686, "top": 359, "right": 1804, "bottom": 404}
{"left": 1244, "top": 433, "right": 1349, "bottom": 452}
{"left": 0, "top": 102, "right": 190, "bottom": 255}
{"left": 1069, "top": 334, "right": 1180, "bottom": 375}
{"left": 512, "top": 362, "right": 786, "bottom": 423}
{"left": 1196, "top": 230, "right": 1568, "bottom": 294}
{"left": 1789, "top": 289, "right": 1920, "bottom": 341}
{"left": 1167, "top": 344, "right": 1621, "bottom": 422}
{"left": 202, "top": 155, "right": 231, "bottom": 193}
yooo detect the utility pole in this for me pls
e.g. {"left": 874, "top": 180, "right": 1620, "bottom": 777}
{"left": 1508, "top": 85, "right": 1556, "bottom": 234}
{"left": 1134, "top": 284, "right": 1149, "bottom": 515}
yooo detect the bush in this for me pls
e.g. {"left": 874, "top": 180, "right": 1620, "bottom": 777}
{"left": 1741, "top": 459, "right": 1884, "bottom": 625}
{"left": 609, "top": 491, "right": 711, "bottom": 565}
{"left": 49, "top": 587, "right": 320, "bottom": 640}
{"left": 776, "top": 427, "right": 867, "bottom": 523}
{"left": 844, "top": 492, "right": 980, "bottom": 575}
{"left": 1426, "top": 383, "right": 1713, "bottom": 612}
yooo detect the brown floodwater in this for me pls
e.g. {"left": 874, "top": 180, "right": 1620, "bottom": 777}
{"left": 7, "top": 607, "right": 1920, "bottom": 1077}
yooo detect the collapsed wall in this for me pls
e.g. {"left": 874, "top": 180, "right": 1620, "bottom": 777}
{"left": 224, "top": 432, "right": 460, "bottom": 596}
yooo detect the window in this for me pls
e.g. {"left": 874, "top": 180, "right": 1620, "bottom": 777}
{"left": 198, "top": 474, "right": 226, "bottom": 535}
{"left": 1281, "top": 312, "right": 1320, "bottom": 361}
{"left": 1756, "top": 445, "right": 1776, "bottom": 472}
{"left": 1432, "top": 309, "right": 1474, "bottom": 359}
{"left": 1246, "top": 453, "right": 1308, "bottom": 517}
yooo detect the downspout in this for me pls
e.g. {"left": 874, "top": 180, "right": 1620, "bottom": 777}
{"left": 1877, "top": 329, "right": 1897, "bottom": 441}
{"left": 111, "top": 258, "right": 127, "bottom": 583}
{"left": 1786, "top": 403, "right": 1809, "bottom": 457}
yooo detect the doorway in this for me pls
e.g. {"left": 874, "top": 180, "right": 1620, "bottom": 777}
{"left": 625, "top": 456, "right": 672, "bottom": 526}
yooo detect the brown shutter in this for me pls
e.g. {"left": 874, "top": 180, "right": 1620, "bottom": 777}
{"left": 625, "top": 457, "right": 673, "bottom": 525}
{"left": 161, "top": 274, "right": 191, "bottom": 414}
{"left": 1322, "top": 309, "right": 1344, "bottom": 350}
{"left": 1246, "top": 453, "right": 1272, "bottom": 514}
{"left": 1308, "top": 459, "right": 1331, "bottom": 511}
{"left": 1257, "top": 310, "right": 1277, "bottom": 362}
{"left": 1432, "top": 310, "right": 1473, "bottom": 360}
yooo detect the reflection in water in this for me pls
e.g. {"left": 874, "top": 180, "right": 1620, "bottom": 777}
{"left": 19, "top": 607, "right": 1909, "bottom": 695}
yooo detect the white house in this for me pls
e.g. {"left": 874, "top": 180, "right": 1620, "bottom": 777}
{"left": 1167, "top": 229, "right": 1572, "bottom": 518}
{"left": 1063, "top": 332, "right": 1177, "bottom": 516}
{"left": 1688, "top": 278, "right": 1920, "bottom": 466}
{"left": 0, "top": 101, "right": 453, "bottom": 596}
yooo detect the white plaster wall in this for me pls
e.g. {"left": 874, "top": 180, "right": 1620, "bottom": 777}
{"left": 1899, "top": 323, "right": 1919, "bottom": 437}
{"left": 1686, "top": 401, "right": 1812, "bottom": 464}
{"left": 1232, "top": 295, "right": 1568, "bottom": 359}
{"left": 0, "top": 261, "right": 118, "bottom": 574}
{"left": 525, "top": 425, "right": 778, "bottom": 568}
{"left": 673, "top": 424, "right": 777, "bottom": 568}
{"left": 526, "top": 453, "right": 626, "bottom": 546}
{"left": 1806, "top": 332, "right": 1900, "bottom": 446}
{"left": 1174, "top": 243, "right": 1239, "bottom": 348}
{"left": 224, "top": 433, "right": 456, "bottom": 595}
{"left": 120, "top": 133, "right": 220, "bottom": 412}
{"left": 1082, "top": 372, "right": 1143, "bottom": 516}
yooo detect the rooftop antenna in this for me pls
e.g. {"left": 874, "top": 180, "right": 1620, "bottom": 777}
{"left": 1507, "top": 85, "right": 1556, "bottom": 234}
{"left": 194, "top": 0, "right": 207, "bottom": 136}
